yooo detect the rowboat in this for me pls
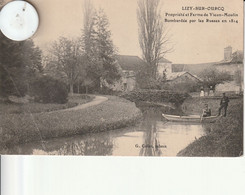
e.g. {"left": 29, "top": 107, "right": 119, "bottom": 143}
{"left": 162, "top": 114, "right": 220, "bottom": 123}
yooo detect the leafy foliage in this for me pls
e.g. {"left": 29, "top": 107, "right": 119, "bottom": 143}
{"left": 82, "top": 5, "right": 121, "bottom": 91}
{"left": 45, "top": 6, "right": 121, "bottom": 94}
{"left": 0, "top": 32, "right": 42, "bottom": 97}
{"left": 45, "top": 37, "right": 85, "bottom": 94}
{"left": 199, "top": 68, "right": 232, "bottom": 88}
{"left": 136, "top": 62, "right": 168, "bottom": 89}
{"left": 162, "top": 81, "right": 202, "bottom": 93}
{"left": 94, "top": 9, "right": 121, "bottom": 84}
{"left": 121, "top": 89, "right": 189, "bottom": 106}
{"left": 30, "top": 75, "right": 68, "bottom": 104}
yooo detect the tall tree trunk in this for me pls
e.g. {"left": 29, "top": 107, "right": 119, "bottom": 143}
{"left": 69, "top": 83, "right": 74, "bottom": 95}
{"left": 77, "top": 83, "right": 80, "bottom": 94}
{"left": 86, "top": 86, "right": 88, "bottom": 94}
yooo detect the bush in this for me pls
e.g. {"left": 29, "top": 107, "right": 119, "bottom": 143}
{"left": 30, "top": 75, "right": 68, "bottom": 104}
{"left": 98, "top": 86, "right": 123, "bottom": 96}
{"left": 121, "top": 89, "right": 189, "bottom": 106}
{"left": 162, "top": 82, "right": 202, "bottom": 93}
{"left": 137, "top": 77, "right": 162, "bottom": 89}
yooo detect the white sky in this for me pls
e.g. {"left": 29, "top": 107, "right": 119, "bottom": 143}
{"left": 4, "top": 0, "right": 242, "bottom": 64}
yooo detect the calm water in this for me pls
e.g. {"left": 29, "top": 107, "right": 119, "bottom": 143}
{"left": 5, "top": 109, "right": 207, "bottom": 156}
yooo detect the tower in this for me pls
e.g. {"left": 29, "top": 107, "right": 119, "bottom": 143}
{"left": 224, "top": 46, "right": 232, "bottom": 61}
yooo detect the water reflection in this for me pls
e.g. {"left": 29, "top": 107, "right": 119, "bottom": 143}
{"left": 4, "top": 133, "right": 114, "bottom": 156}
{"left": 3, "top": 108, "right": 207, "bottom": 156}
{"left": 139, "top": 112, "right": 164, "bottom": 156}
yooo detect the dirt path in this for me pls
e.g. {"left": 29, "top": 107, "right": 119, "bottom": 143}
{"left": 51, "top": 95, "right": 108, "bottom": 113}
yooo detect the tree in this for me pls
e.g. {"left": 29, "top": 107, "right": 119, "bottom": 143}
{"left": 82, "top": 0, "right": 96, "bottom": 55}
{"left": 82, "top": 0, "right": 103, "bottom": 91}
{"left": 0, "top": 32, "right": 42, "bottom": 97}
{"left": 46, "top": 37, "right": 84, "bottom": 95}
{"left": 30, "top": 75, "right": 68, "bottom": 104}
{"left": 234, "top": 69, "right": 243, "bottom": 94}
{"left": 137, "top": 0, "right": 172, "bottom": 79}
{"left": 82, "top": 4, "right": 121, "bottom": 91}
{"left": 94, "top": 9, "right": 121, "bottom": 84}
{"left": 199, "top": 68, "right": 232, "bottom": 88}
{"left": 23, "top": 40, "right": 43, "bottom": 74}
{"left": 136, "top": 65, "right": 161, "bottom": 89}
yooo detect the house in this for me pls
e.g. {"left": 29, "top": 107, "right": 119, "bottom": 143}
{"left": 104, "top": 55, "right": 145, "bottom": 92}
{"left": 215, "top": 47, "right": 243, "bottom": 74}
{"left": 168, "top": 46, "right": 244, "bottom": 94}
{"left": 166, "top": 72, "right": 202, "bottom": 85}
{"left": 105, "top": 55, "right": 203, "bottom": 92}
{"left": 157, "top": 57, "right": 202, "bottom": 86}
{"left": 157, "top": 57, "right": 172, "bottom": 79}
{"left": 213, "top": 46, "right": 244, "bottom": 94}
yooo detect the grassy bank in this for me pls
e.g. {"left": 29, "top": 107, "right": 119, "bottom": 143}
{"left": 0, "top": 94, "right": 93, "bottom": 114}
{"left": 178, "top": 97, "right": 243, "bottom": 157}
{"left": 0, "top": 95, "right": 142, "bottom": 149}
{"left": 181, "top": 96, "right": 242, "bottom": 115}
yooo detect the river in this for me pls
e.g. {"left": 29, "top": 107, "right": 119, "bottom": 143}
{"left": 4, "top": 108, "right": 207, "bottom": 156}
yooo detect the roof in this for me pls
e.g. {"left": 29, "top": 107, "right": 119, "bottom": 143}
{"left": 215, "top": 50, "right": 244, "bottom": 65}
{"left": 159, "top": 57, "right": 172, "bottom": 63}
{"left": 167, "top": 72, "right": 186, "bottom": 80}
{"left": 115, "top": 55, "right": 146, "bottom": 71}
{"left": 172, "top": 63, "right": 214, "bottom": 75}
{"left": 167, "top": 71, "right": 202, "bottom": 82}
{"left": 172, "top": 64, "right": 185, "bottom": 72}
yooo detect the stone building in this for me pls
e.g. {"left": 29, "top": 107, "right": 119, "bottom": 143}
{"left": 104, "top": 55, "right": 145, "bottom": 92}
{"left": 157, "top": 58, "right": 172, "bottom": 79}
{"left": 157, "top": 57, "right": 202, "bottom": 86}
{"left": 166, "top": 72, "right": 202, "bottom": 85}
{"left": 215, "top": 47, "right": 244, "bottom": 94}
{"left": 105, "top": 55, "right": 203, "bottom": 92}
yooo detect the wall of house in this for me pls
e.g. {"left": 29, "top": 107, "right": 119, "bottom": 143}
{"left": 164, "top": 73, "right": 202, "bottom": 93}
{"left": 215, "top": 81, "right": 241, "bottom": 95}
{"left": 215, "top": 63, "right": 244, "bottom": 93}
{"left": 102, "top": 71, "right": 136, "bottom": 92}
{"left": 157, "top": 62, "right": 172, "bottom": 78}
{"left": 215, "top": 63, "right": 243, "bottom": 76}
{"left": 110, "top": 77, "right": 136, "bottom": 92}
{"left": 124, "top": 77, "right": 136, "bottom": 92}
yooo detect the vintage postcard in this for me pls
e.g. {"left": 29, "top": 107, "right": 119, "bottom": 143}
{"left": 0, "top": 0, "right": 243, "bottom": 156}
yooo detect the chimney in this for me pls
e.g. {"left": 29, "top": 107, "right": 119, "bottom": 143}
{"left": 224, "top": 46, "right": 232, "bottom": 61}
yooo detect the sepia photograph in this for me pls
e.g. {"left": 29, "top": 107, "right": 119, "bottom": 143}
{"left": 0, "top": 0, "right": 243, "bottom": 156}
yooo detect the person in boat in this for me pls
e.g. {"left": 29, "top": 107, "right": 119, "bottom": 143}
{"left": 218, "top": 93, "right": 229, "bottom": 117}
{"left": 202, "top": 104, "right": 211, "bottom": 117}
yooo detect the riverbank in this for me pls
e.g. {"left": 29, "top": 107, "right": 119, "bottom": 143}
{"left": 178, "top": 97, "right": 243, "bottom": 157}
{"left": 0, "top": 94, "right": 93, "bottom": 114}
{"left": 181, "top": 96, "right": 241, "bottom": 116}
{"left": 0, "top": 95, "right": 142, "bottom": 149}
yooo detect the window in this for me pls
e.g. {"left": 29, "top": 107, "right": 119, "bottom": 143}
{"left": 123, "top": 83, "right": 127, "bottom": 91}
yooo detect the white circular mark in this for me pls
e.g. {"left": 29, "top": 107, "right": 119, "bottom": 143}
{"left": 0, "top": 1, "right": 39, "bottom": 41}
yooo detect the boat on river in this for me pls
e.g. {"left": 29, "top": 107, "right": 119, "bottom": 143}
{"left": 162, "top": 114, "right": 220, "bottom": 123}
